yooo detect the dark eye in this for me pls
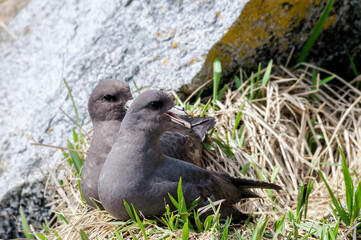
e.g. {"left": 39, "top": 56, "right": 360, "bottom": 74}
{"left": 149, "top": 101, "right": 163, "bottom": 109}
{"left": 103, "top": 94, "right": 116, "bottom": 101}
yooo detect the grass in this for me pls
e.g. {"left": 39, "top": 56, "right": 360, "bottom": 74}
{"left": 296, "top": 0, "right": 335, "bottom": 63}
{"left": 26, "top": 60, "right": 361, "bottom": 239}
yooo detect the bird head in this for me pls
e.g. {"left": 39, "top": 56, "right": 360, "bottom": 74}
{"left": 124, "top": 90, "right": 192, "bottom": 135}
{"left": 88, "top": 79, "right": 132, "bottom": 122}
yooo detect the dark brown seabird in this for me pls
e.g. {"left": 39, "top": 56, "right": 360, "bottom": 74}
{"left": 81, "top": 79, "right": 215, "bottom": 208}
{"left": 98, "top": 90, "right": 281, "bottom": 221}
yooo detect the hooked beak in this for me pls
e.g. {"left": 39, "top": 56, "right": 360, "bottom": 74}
{"left": 165, "top": 106, "right": 194, "bottom": 128}
{"left": 124, "top": 99, "right": 133, "bottom": 110}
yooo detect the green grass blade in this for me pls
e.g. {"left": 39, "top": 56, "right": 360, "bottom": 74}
{"left": 234, "top": 227, "right": 244, "bottom": 240}
{"left": 249, "top": 73, "right": 254, "bottom": 100}
{"left": 123, "top": 200, "right": 135, "bottom": 222}
{"left": 177, "top": 177, "right": 185, "bottom": 211}
{"left": 318, "top": 170, "right": 350, "bottom": 225}
{"left": 182, "top": 221, "right": 189, "bottom": 240}
{"left": 297, "top": 0, "right": 335, "bottom": 63}
{"left": 333, "top": 220, "right": 340, "bottom": 238}
{"left": 261, "top": 60, "right": 273, "bottom": 87}
{"left": 240, "top": 162, "right": 251, "bottom": 175}
{"left": 217, "top": 83, "right": 229, "bottom": 101}
{"left": 200, "top": 98, "right": 212, "bottom": 117}
{"left": 132, "top": 205, "right": 148, "bottom": 240}
{"left": 80, "top": 230, "right": 90, "bottom": 240}
{"left": 168, "top": 193, "right": 179, "bottom": 209}
{"left": 72, "top": 128, "right": 79, "bottom": 149}
{"left": 203, "top": 215, "right": 214, "bottom": 231}
{"left": 344, "top": 44, "right": 359, "bottom": 77}
{"left": 288, "top": 210, "right": 295, "bottom": 222}
{"left": 255, "top": 60, "right": 272, "bottom": 99}
{"left": 221, "top": 217, "right": 231, "bottom": 240}
{"left": 190, "top": 97, "right": 201, "bottom": 112}
{"left": 189, "top": 197, "right": 200, "bottom": 210}
{"left": 238, "top": 125, "right": 246, "bottom": 147}
{"left": 194, "top": 210, "right": 203, "bottom": 232}
{"left": 339, "top": 147, "right": 354, "bottom": 219}
{"left": 271, "top": 165, "right": 280, "bottom": 183}
{"left": 62, "top": 149, "right": 72, "bottom": 167}
{"left": 256, "top": 63, "right": 261, "bottom": 83}
{"left": 114, "top": 229, "right": 124, "bottom": 240}
{"left": 63, "top": 79, "right": 84, "bottom": 142}
{"left": 221, "top": 226, "right": 229, "bottom": 240}
{"left": 304, "top": 180, "right": 315, "bottom": 219}
{"left": 20, "top": 206, "right": 35, "bottom": 239}
{"left": 78, "top": 179, "right": 86, "bottom": 204}
{"left": 213, "top": 57, "right": 222, "bottom": 110}
{"left": 320, "top": 75, "right": 335, "bottom": 86}
{"left": 63, "top": 79, "right": 80, "bottom": 124}
{"left": 232, "top": 102, "right": 245, "bottom": 139}
{"left": 252, "top": 215, "right": 264, "bottom": 240}
{"left": 36, "top": 232, "right": 48, "bottom": 240}
{"left": 273, "top": 214, "right": 286, "bottom": 238}
{"left": 259, "top": 216, "right": 270, "bottom": 238}
{"left": 312, "top": 69, "right": 317, "bottom": 88}
{"left": 352, "top": 182, "right": 361, "bottom": 223}
{"left": 43, "top": 221, "right": 51, "bottom": 234}
{"left": 128, "top": 231, "right": 138, "bottom": 240}
{"left": 133, "top": 80, "right": 141, "bottom": 94}
{"left": 327, "top": 226, "right": 336, "bottom": 240}
{"left": 203, "top": 142, "right": 214, "bottom": 151}
{"left": 58, "top": 213, "right": 69, "bottom": 224}
{"left": 300, "top": 231, "right": 317, "bottom": 240}
{"left": 296, "top": 183, "right": 306, "bottom": 222}
{"left": 67, "top": 139, "right": 83, "bottom": 175}
{"left": 235, "top": 76, "right": 241, "bottom": 89}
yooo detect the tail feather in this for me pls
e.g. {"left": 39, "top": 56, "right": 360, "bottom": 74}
{"left": 231, "top": 177, "right": 282, "bottom": 190}
{"left": 241, "top": 189, "right": 261, "bottom": 198}
{"left": 188, "top": 117, "right": 216, "bottom": 141}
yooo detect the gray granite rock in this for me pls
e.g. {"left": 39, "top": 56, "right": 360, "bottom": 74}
{"left": 0, "top": 0, "right": 360, "bottom": 237}
{"left": 0, "top": 180, "right": 51, "bottom": 239}
{"left": 0, "top": 0, "right": 248, "bottom": 236}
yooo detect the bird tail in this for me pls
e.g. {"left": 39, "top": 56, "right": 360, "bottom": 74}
{"left": 211, "top": 171, "right": 281, "bottom": 206}
{"left": 230, "top": 177, "right": 282, "bottom": 191}
{"left": 214, "top": 171, "right": 281, "bottom": 191}
{"left": 189, "top": 117, "right": 216, "bottom": 141}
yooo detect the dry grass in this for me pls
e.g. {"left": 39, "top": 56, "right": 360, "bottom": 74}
{"left": 36, "top": 63, "right": 361, "bottom": 239}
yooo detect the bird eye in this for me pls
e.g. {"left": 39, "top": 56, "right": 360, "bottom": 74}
{"left": 149, "top": 101, "right": 163, "bottom": 109}
{"left": 103, "top": 94, "right": 116, "bottom": 101}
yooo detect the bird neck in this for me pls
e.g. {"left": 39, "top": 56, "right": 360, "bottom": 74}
{"left": 115, "top": 123, "right": 165, "bottom": 166}
{"left": 88, "top": 120, "right": 122, "bottom": 159}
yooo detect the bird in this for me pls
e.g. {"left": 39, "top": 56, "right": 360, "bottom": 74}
{"left": 98, "top": 90, "right": 281, "bottom": 221}
{"left": 81, "top": 79, "right": 215, "bottom": 208}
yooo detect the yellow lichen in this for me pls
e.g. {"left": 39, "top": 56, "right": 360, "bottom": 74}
{"left": 323, "top": 13, "right": 336, "bottom": 29}
{"left": 171, "top": 42, "right": 178, "bottom": 48}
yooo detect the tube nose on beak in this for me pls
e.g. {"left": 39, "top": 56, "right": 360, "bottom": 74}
{"left": 166, "top": 106, "right": 194, "bottom": 128}
{"left": 124, "top": 99, "right": 133, "bottom": 110}
{"left": 168, "top": 105, "right": 194, "bottom": 118}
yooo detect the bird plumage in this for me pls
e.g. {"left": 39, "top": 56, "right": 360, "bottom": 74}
{"left": 98, "top": 90, "right": 281, "bottom": 221}
{"left": 81, "top": 79, "right": 215, "bottom": 208}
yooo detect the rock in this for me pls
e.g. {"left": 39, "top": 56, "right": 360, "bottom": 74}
{"left": 306, "top": 0, "right": 361, "bottom": 81}
{"left": 0, "top": 0, "right": 248, "bottom": 236}
{"left": 0, "top": 180, "right": 51, "bottom": 239}
{"left": 0, "top": 0, "right": 359, "bottom": 237}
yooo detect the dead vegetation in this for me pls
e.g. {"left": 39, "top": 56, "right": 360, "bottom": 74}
{"left": 33, "top": 63, "right": 361, "bottom": 239}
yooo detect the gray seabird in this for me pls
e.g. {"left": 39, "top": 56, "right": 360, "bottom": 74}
{"left": 81, "top": 79, "right": 215, "bottom": 208}
{"left": 98, "top": 90, "right": 281, "bottom": 221}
